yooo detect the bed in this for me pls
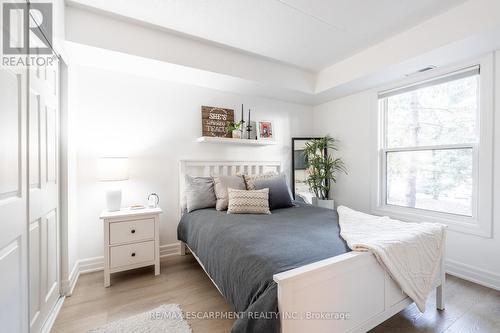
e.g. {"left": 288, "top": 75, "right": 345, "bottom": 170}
{"left": 177, "top": 160, "right": 446, "bottom": 333}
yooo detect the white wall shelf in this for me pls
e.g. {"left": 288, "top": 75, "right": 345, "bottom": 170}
{"left": 196, "top": 136, "right": 276, "bottom": 146}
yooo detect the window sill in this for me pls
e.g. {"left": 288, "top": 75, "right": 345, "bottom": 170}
{"left": 371, "top": 205, "right": 492, "bottom": 238}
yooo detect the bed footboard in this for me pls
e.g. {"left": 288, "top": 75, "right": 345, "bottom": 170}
{"left": 273, "top": 251, "right": 445, "bottom": 333}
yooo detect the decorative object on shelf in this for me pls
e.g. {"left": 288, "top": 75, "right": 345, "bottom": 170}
{"left": 240, "top": 104, "right": 245, "bottom": 138}
{"left": 256, "top": 120, "right": 274, "bottom": 140}
{"left": 226, "top": 120, "right": 244, "bottom": 139}
{"left": 246, "top": 121, "right": 257, "bottom": 140}
{"left": 233, "top": 129, "right": 242, "bottom": 139}
{"left": 98, "top": 157, "right": 129, "bottom": 211}
{"left": 148, "top": 193, "right": 160, "bottom": 208}
{"left": 246, "top": 108, "right": 253, "bottom": 139}
{"left": 201, "top": 106, "right": 234, "bottom": 138}
{"left": 303, "top": 136, "right": 347, "bottom": 210}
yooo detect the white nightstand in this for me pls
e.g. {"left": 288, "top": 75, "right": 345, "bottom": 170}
{"left": 99, "top": 207, "right": 162, "bottom": 287}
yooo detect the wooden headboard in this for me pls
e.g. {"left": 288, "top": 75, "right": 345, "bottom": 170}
{"left": 178, "top": 160, "right": 282, "bottom": 216}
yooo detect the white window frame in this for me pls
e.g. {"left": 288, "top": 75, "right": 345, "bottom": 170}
{"left": 371, "top": 54, "right": 494, "bottom": 238}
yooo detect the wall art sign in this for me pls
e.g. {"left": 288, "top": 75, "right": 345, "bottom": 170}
{"left": 201, "top": 106, "right": 234, "bottom": 138}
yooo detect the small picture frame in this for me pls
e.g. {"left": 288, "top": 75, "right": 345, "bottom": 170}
{"left": 256, "top": 120, "right": 274, "bottom": 140}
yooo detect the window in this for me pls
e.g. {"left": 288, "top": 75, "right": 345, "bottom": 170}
{"left": 374, "top": 56, "right": 494, "bottom": 237}
{"left": 379, "top": 67, "right": 479, "bottom": 217}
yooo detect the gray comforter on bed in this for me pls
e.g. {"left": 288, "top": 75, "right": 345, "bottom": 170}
{"left": 177, "top": 202, "right": 350, "bottom": 333}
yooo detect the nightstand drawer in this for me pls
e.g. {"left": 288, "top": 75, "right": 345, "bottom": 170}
{"left": 110, "top": 241, "right": 155, "bottom": 269}
{"left": 109, "top": 218, "right": 154, "bottom": 245}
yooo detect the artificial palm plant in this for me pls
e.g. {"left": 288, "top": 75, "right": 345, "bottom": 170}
{"left": 303, "top": 136, "right": 347, "bottom": 200}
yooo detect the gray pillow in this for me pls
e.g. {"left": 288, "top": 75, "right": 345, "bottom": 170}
{"left": 213, "top": 175, "right": 246, "bottom": 210}
{"left": 253, "top": 174, "right": 293, "bottom": 210}
{"left": 185, "top": 175, "right": 216, "bottom": 213}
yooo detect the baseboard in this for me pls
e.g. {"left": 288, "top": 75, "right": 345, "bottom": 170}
{"left": 68, "top": 261, "right": 80, "bottom": 294}
{"left": 160, "top": 242, "right": 181, "bottom": 257}
{"left": 79, "top": 256, "right": 105, "bottom": 274}
{"left": 40, "top": 296, "right": 65, "bottom": 333}
{"left": 446, "top": 259, "right": 500, "bottom": 291}
{"left": 64, "top": 242, "right": 182, "bottom": 294}
{"left": 61, "top": 261, "right": 80, "bottom": 296}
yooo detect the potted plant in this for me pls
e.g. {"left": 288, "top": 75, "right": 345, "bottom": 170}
{"left": 303, "top": 136, "right": 347, "bottom": 209}
{"left": 227, "top": 121, "right": 244, "bottom": 139}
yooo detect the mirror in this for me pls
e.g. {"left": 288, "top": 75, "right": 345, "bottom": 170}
{"left": 291, "top": 137, "right": 325, "bottom": 203}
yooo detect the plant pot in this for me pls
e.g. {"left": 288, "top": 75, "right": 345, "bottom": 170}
{"left": 232, "top": 130, "right": 242, "bottom": 139}
{"left": 311, "top": 197, "right": 334, "bottom": 210}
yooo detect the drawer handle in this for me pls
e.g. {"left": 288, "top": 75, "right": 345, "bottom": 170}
{"left": 131, "top": 229, "right": 136, "bottom": 234}
{"left": 131, "top": 252, "right": 136, "bottom": 257}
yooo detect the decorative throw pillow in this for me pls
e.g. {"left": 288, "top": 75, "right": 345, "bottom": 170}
{"left": 252, "top": 174, "right": 294, "bottom": 210}
{"left": 184, "top": 175, "right": 216, "bottom": 213}
{"left": 243, "top": 172, "right": 278, "bottom": 190}
{"left": 213, "top": 175, "right": 246, "bottom": 211}
{"left": 227, "top": 188, "right": 271, "bottom": 215}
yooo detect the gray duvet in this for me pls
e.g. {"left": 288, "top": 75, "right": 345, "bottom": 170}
{"left": 177, "top": 202, "right": 350, "bottom": 333}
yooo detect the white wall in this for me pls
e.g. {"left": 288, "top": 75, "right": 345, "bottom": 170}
{"left": 71, "top": 66, "right": 313, "bottom": 261}
{"left": 313, "top": 51, "right": 500, "bottom": 290}
{"left": 313, "top": 91, "right": 375, "bottom": 213}
{"left": 66, "top": 64, "right": 80, "bottom": 279}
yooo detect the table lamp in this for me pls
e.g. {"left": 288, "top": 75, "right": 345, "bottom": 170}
{"left": 98, "top": 157, "right": 129, "bottom": 211}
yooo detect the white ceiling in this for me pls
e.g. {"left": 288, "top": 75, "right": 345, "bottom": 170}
{"left": 69, "top": 0, "right": 467, "bottom": 71}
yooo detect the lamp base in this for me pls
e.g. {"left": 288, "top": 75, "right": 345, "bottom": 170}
{"left": 106, "top": 189, "right": 122, "bottom": 211}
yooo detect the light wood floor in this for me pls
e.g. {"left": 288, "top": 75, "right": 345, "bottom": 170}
{"left": 52, "top": 255, "right": 500, "bottom": 333}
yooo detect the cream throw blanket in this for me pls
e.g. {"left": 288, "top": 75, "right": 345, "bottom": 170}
{"left": 337, "top": 206, "right": 446, "bottom": 312}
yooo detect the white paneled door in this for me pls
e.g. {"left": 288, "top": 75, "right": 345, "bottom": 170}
{"left": 29, "top": 57, "right": 61, "bottom": 332}
{"left": 0, "top": 64, "right": 29, "bottom": 332}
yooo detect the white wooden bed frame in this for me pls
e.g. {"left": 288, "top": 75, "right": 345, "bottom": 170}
{"left": 178, "top": 160, "right": 446, "bottom": 333}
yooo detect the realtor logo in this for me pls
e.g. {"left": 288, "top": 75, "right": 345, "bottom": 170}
{"left": 2, "top": 2, "right": 53, "bottom": 55}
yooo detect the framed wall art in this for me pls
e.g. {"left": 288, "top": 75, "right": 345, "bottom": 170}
{"left": 256, "top": 120, "right": 274, "bottom": 140}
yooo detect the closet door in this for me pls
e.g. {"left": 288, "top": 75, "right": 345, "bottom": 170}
{"left": 0, "top": 64, "right": 29, "bottom": 332}
{"left": 28, "top": 57, "right": 60, "bottom": 332}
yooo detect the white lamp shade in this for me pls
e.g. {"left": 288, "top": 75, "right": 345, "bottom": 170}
{"left": 98, "top": 157, "right": 129, "bottom": 181}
